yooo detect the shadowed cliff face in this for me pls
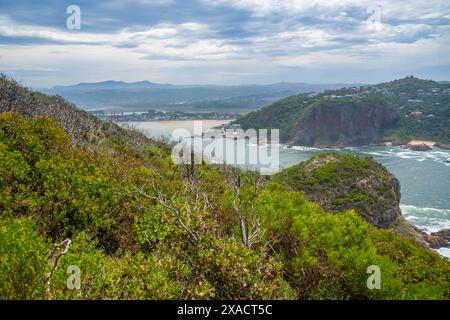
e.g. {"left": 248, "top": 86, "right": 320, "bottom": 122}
{"left": 290, "top": 102, "right": 399, "bottom": 147}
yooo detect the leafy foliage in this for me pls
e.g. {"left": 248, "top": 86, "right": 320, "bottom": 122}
{"left": 0, "top": 217, "right": 49, "bottom": 299}
{"left": 274, "top": 153, "right": 400, "bottom": 228}
{"left": 1, "top": 112, "right": 449, "bottom": 300}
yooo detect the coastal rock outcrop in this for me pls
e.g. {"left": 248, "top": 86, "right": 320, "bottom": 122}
{"left": 275, "top": 153, "right": 450, "bottom": 249}
{"left": 274, "top": 153, "right": 402, "bottom": 228}
{"left": 390, "top": 217, "right": 449, "bottom": 248}
{"left": 407, "top": 144, "right": 432, "bottom": 151}
{"left": 428, "top": 229, "right": 450, "bottom": 248}
{"left": 436, "top": 143, "right": 450, "bottom": 150}
{"left": 406, "top": 140, "right": 434, "bottom": 151}
{"left": 236, "top": 77, "right": 450, "bottom": 148}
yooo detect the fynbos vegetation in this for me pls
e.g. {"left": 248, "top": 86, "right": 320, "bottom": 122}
{"left": 1, "top": 76, "right": 450, "bottom": 300}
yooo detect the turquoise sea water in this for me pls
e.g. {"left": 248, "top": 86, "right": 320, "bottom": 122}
{"left": 125, "top": 121, "right": 450, "bottom": 258}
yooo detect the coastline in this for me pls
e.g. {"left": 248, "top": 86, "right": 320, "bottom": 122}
{"left": 286, "top": 140, "right": 450, "bottom": 151}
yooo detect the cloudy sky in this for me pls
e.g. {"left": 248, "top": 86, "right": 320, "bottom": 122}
{"left": 0, "top": 0, "right": 449, "bottom": 87}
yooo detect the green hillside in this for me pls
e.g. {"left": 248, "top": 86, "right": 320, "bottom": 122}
{"left": 236, "top": 76, "right": 450, "bottom": 146}
{"left": 1, "top": 76, "right": 450, "bottom": 300}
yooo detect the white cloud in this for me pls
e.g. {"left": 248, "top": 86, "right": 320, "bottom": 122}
{"left": 1, "top": 0, "right": 450, "bottom": 86}
{"left": 275, "top": 35, "right": 450, "bottom": 71}
{"left": 205, "top": 0, "right": 450, "bottom": 20}
{"left": 0, "top": 15, "right": 210, "bottom": 45}
{"left": 204, "top": 0, "right": 355, "bottom": 16}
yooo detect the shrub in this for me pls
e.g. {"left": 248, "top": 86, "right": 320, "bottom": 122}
{"left": 47, "top": 233, "right": 185, "bottom": 299}
{"left": 255, "top": 186, "right": 402, "bottom": 299}
{"left": 190, "top": 238, "right": 296, "bottom": 300}
{"left": 0, "top": 217, "right": 49, "bottom": 299}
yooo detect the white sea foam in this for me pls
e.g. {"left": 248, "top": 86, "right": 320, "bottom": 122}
{"left": 366, "top": 152, "right": 386, "bottom": 157}
{"left": 287, "top": 145, "right": 450, "bottom": 166}
{"left": 401, "top": 205, "right": 450, "bottom": 215}
{"left": 401, "top": 205, "right": 450, "bottom": 233}
{"left": 436, "top": 248, "right": 450, "bottom": 260}
{"left": 360, "top": 147, "right": 450, "bottom": 166}
{"left": 290, "top": 146, "right": 323, "bottom": 152}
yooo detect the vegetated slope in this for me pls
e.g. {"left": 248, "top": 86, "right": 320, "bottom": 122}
{"left": 236, "top": 76, "right": 450, "bottom": 146}
{"left": 274, "top": 153, "right": 402, "bottom": 228}
{"left": 1, "top": 75, "right": 450, "bottom": 300}
{"left": 0, "top": 74, "right": 167, "bottom": 154}
{"left": 274, "top": 153, "right": 450, "bottom": 248}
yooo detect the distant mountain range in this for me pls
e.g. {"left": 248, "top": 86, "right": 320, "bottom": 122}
{"left": 51, "top": 80, "right": 172, "bottom": 91}
{"left": 42, "top": 81, "right": 363, "bottom": 112}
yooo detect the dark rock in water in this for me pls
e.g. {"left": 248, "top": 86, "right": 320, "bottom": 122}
{"left": 433, "top": 229, "right": 450, "bottom": 241}
{"left": 392, "top": 220, "right": 450, "bottom": 249}
{"left": 390, "top": 140, "right": 405, "bottom": 146}
{"left": 390, "top": 218, "right": 450, "bottom": 249}
{"left": 428, "top": 229, "right": 450, "bottom": 248}
{"left": 436, "top": 143, "right": 450, "bottom": 150}
{"left": 426, "top": 235, "right": 450, "bottom": 249}
{"left": 407, "top": 143, "right": 432, "bottom": 151}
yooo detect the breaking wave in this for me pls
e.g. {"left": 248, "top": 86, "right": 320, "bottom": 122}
{"left": 401, "top": 205, "right": 450, "bottom": 233}
{"left": 362, "top": 147, "right": 450, "bottom": 165}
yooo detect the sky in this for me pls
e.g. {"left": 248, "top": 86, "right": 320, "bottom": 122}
{"left": 0, "top": 0, "right": 449, "bottom": 88}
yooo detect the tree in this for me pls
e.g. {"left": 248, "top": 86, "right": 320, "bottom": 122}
{"left": 227, "top": 168, "right": 265, "bottom": 248}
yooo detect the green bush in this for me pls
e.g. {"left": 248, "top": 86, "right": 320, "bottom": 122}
{"left": 191, "top": 238, "right": 296, "bottom": 300}
{"left": 47, "top": 233, "right": 185, "bottom": 299}
{"left": 0, "top": 217, "right": 49, "bottom": 299}
{"left": 254, "top": 185, "right": 448, "bottom": 299}
{"left": 1, "top": 112, "right": 449, "bottom": 300}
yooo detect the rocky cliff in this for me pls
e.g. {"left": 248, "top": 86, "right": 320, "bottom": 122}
{"left": 236, "top": 93, "right": 400, "bottom": 147}
{"left": 290, "top": 100, "right": 399, "bottom": 147}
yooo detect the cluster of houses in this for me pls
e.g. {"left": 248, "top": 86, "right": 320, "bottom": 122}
{"left": 320, "top": 83, "right": 431, "bottom": 100}
{"left": 405, "top": 111, "right": 437, "bottom": 119}
{"left": 321, "top": 84, "right": 450, "bottom": 101}
{"left": 90, "top": 109, "right": 239, "bottom": 122}
{"left": 416, "top": 87, "right": 450, "bottom": 97}
{"left": 323, "top": 87, "right": 371, "bottom": 100}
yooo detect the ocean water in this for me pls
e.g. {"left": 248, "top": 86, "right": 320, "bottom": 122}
{"left": 127, "top": 121, "right": 450, "bottom": 258}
